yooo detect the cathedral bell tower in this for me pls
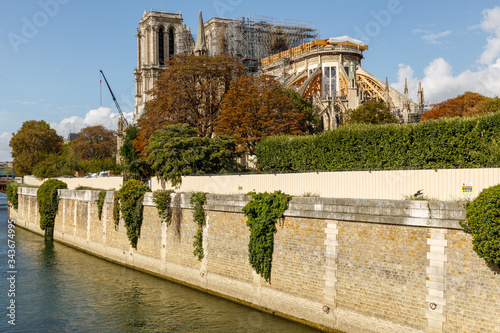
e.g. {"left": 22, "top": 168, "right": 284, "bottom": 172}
{"left": 133, "top": 9, "right": 194, "bottom": 120}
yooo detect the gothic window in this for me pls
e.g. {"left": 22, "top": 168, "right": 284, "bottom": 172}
{"left": 324, "top": 66, "right": 337, "bottom": 98}
{"left": 168, "top": 28, "right": 175, "bottom": 58}
{"left": 158, "top": 27, "right": 165, "bottom": 65}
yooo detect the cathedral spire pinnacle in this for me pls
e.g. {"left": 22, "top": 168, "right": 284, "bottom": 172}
{"left": 404, "top": 78, "right": 408, "bottom": 96}
{"left": 385, "top": 76, "right": 391, "bottom": 109}
{"left": 194, "top": 10, "right": 207, "bottom": 56}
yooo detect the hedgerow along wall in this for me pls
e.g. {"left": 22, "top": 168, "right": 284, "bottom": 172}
{"left": 9, "top": 187, "right": 500, "bottom": 333}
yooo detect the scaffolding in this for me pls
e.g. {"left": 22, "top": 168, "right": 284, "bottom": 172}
{"left": 176, "top": 25, "right": 195, "bottom": 55}
{"left": 223, "top": 14, "right": 318, "bottom": 71}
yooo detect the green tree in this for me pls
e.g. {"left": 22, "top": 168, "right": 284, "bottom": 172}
{"left": 70, "top": 125, "right": 116, "bottom": 160}
{"left": 283, "top": 88, "right": 323, "bottom": 134}
{"left": 9, "top": 120, "right": 63, "bottom": 175}
{"left": 120, "top": 126, "right": 150, "bottom": 178}
{"left": 77, "top": 157, "right": 120, "bottom": 175}
{"left": 32, "top": 144, "right": 78, "bottom": 179}
{"left": 147, "top": 124, "right": 241, "bottom": 187}
{"left": 344, "top": 100, "right": 398, "bottom": 125}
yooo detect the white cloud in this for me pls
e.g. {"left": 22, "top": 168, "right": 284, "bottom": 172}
{"left": 50, "top": 107, "right": 134, "bottom": 139}
{"left": 391, "top": 64, "right": 419, "bottom": 99}
{"left": 394, "top": 6, "right": 500, "bottom": 103}
{"left": 0, "top": 132, "right": 13, "bottom": 162}
{"left": 413, "top": 29, "right": 452, "bottom": 45}
{"left": 479, "top": 7, "right": 500, "bottom": 65}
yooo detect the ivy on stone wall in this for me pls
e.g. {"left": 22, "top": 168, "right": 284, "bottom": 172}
{"left": 113, "top": 192, "right": 120, "bottom": 227}
{"left": 6, "top": 181, "right": 18, "bottom": 210}
{"left": 243, "top": 191, "right": 291, "bottom": 282}
{"left": 37, "top": 179, "right": 67, "bottom": 240}
{"left": 461, "top": 184, "right": 500, "bottom": 265}
{"left": 96, "top": 191, "right": 106, "bottom": 221}
{"left": 190, "top": 192, "right": 206, "bottom": 261}
{"left": 153, "top": 190, "right": 175, "bottom": 224}
{"left": 117, "top": 179, "right": 151, "bottom": 248}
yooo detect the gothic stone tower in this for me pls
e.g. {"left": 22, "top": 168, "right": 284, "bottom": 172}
{"left": 133, "top": 9, "right": 193, "bottom": 120}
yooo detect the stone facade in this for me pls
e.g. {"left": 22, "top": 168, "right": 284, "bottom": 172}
{"left": 9, "top": 189, "right": 500, "bottom": 333}
{"left": 133, "top": 10, "right": 194, "bottom": 119}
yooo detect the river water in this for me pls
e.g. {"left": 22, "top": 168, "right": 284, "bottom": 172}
{"left": 0, "top": 194, "right": 318, "bottom": 333}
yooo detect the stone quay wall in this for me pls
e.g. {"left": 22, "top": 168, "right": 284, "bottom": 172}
{"left": 9, "top": 187, "right": 500, "bottom": 333}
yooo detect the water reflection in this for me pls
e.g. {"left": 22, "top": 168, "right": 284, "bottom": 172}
{"left": 0, "top": 212, "right": 318, "bottom": 333}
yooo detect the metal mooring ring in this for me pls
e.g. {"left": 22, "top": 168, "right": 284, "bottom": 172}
{"left": 429, "top": 302, "right": 437, "bottom": 310}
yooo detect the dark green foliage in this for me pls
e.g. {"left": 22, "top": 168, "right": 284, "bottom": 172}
{"left": 120, "top": 126, "right": 150, "bottom": 178}
{"left": 6, "top": 181, "right": 18, "bottom": 210}
{"left": 283, "top": 88, "right": 323, "bottom": 134}
{"left": 37, "top": 179, "right": 67, "bottom": 240}
{"left": 147, "top": 124, "right": 241, "bottom": 187}
{"left": 78, "top": 157, "right": 120, "bottom": 175}
{"left": 344, "top": 99, "right": 398, "bottom": 125}
{"left": 256, "top": 112, "right": 500, "bottom": 172}
{"left": 32, "top": 150, "right": 79, "bottom": 179}
{"left": 96, "top": 191, "right": 107, "bottom": 220}
{"left": 117, "top": 179, "right": 151, "bottom": 248}
{"left": 243, "top": 191, "right": 291, "bottom": 282}
{"left": 153, "top": 190, "right": 175, "bottom": 224}
{"left": 190, "top": 192, "right": 206, "bottom": 261}
{"left": 461, "top": 184, "right": 500, "bottom": 265}
{"left": 113, "top": 193, "right": 120, "bottom": 227}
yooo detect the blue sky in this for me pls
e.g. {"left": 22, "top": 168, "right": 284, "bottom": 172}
{"left": 1, "top": 0, "right": 500, "bottom": 161}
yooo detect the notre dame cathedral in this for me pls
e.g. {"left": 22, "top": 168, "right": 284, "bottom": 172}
{"left": 131, "top": 9, "right": 424, "bottom": 131}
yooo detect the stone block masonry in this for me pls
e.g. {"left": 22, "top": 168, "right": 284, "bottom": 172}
{"left": 9, "top": 189, "right": 500, "bottom": 333}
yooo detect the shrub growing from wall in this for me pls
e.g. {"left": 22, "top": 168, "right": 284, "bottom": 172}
{"left": 96, "top": 191, "right": 106, "bottom": 221}
{"left": 6, "top": 181, "right": 18, "bottom": 210}
{"left": 117, "top": 179, "right": 151, "bottom": 248}
{"left": 190, "top": 192, "right": 206, "bottom": 261}
{"left": 37, "top": 179, "right": 67, "bottom": 240}
{"left": 153, "top": 190, "right": 175, "bottom": 224}
{"left": 461, "top": 184, "right": 500, "bottom": 265}
{"left": 243, "top": 191, "right": 291, "bottom": 282}
{"left": 256, "top": 112, "right": 500, "bottom": 172}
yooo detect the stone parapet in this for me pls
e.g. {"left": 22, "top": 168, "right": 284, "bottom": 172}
{"left": 9, "top": 188, "right": 499, "bottom": 333}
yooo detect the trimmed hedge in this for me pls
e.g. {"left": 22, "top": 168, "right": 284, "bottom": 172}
{"left": 461, "top": 184, "right": 500, "bottom": 265}
{"left": 255, "top": 112, "right": 500, "bottom": 172}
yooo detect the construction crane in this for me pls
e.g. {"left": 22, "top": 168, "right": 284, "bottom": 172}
{"left": 99, "top": 69, "right": 129, "bottom": 126}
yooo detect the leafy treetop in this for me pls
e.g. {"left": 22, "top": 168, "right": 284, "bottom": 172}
{"left": 134, "top": 55, "right": 245, "bottom": 156}
{"left": 216, "top": 74, "right": 304, "bottom": 155}
{"left": 147, "top": 124, "right": 241, "bottom": 187}
{"left": 421, "top": 92, "right": 489, "bottom": 121}
{"left": 344, "top": 99, "right": 398, "bottom": 125}
{"left": 70, "top": 125, "right": 116, "bottom": 161}
{"left": 9, "top": 120, "right": 63, "bottom": 176}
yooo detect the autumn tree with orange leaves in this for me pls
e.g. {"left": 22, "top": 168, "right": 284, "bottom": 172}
{"left": 70, "top": 125, "right": 116, "bottom": 160}
{"left": 215, "top": 75, "right": 304, "bottom": 155}
{"left": 421, "top": 92, "right": 488, "bottom": 121}
{"left": 134, "top": 55, "right": 244, "bottom": 156}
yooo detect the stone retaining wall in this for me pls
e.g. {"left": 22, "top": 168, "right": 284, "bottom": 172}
{"left": 9, "top": 188, "right": 500, "bottom": 333}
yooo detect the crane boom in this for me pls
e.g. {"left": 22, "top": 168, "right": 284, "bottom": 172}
{"left": 100, "top": 70, "right": 129, "bottom": 126}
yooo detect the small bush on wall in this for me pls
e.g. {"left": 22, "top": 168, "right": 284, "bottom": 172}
{"left": 37, "top": 179, "right": 67, "bottom": 240}
{"left": 6, "top": 181, "right": 18, "bottom": 210}
{"left": 190, "top": 192, "right": 206, "bottom": 261}
{"left": 96, "top": 190, "right": 107, "bottom": 220}
{"left": 461, "top": 184, "right": 500, "bottom": 265}
{"left": 243, "top": 191, "right": 291, "bottom": 282}
{"left": 117, "top": 179, "right": 151, "bottom": 248}
{"left": 153, "top": 190, "right": 175, "bottom": 224}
